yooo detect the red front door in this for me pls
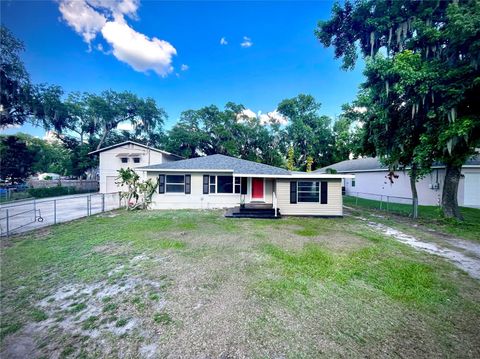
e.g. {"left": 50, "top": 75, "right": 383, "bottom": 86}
{"left": 252, "top": 178, "right": 264, "bottom": 199}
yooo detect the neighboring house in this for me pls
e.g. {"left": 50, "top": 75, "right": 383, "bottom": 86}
{"left": 89, "top": 141, "right": 183, "bottom": 193}
{"left": 136, "top": 154, "right": 353, "bottom": 217}
{"left": 315, "top": 156, "right": 480, "bottom": 208}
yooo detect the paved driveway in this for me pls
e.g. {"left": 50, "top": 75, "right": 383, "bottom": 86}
{"left": 0, "top": 193, "right": 120, "bottom": 236}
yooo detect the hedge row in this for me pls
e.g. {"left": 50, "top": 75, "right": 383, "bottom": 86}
{"left": 27, "top": 186, "right": 96, "bottom": 198}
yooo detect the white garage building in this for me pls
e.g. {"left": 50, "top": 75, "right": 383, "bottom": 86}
{"left": 89, "top": 141, "right": 182, "bottom": 193}
{"left": 315, "top": 155, "right": 480, "bottom": 208}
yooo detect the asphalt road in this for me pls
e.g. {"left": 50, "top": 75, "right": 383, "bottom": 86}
{"left": 0, "top": 192, "right": 121, "bottom": 236}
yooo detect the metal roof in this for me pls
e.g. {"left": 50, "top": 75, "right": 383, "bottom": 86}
{"left": 138, "top": 154, "right": 291, "bottom": 175}
{"left": 88, "top": 141, "right": 183, "bottom": 159}
{"left": 315, "top": 155, "right": 480, "bottom": 173}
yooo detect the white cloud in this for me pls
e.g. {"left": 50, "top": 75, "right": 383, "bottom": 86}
{"left": 220, "top": 37, "right": 228, "bottom": 45}
{"left": 58, "top": 0, "right": 177, "bottom": 77}
{"left": 180, "top": 64, "right": 189, "bottom": 71}
{"left": 259, "top": 110, "right": 288, "bottom": 126}
{"left": 240, "top": 36, "right": 253, "bottom": 48}
{"left": 117, "top": 121, "right": 134, "bottom": 131}
{"left": 236, "top": 109, "right": 257, "bottom": 122}
{"left": 353, "top": 106, "right": 367, "bottom": 113}
{"left": 101, "top": 19, "right": 176, "bottom": 76}
{"left": 58, "top": 0, "right": 106, "bottom": 44}
{"left": 236, "top": 109, "right": 288, "bottom": 126}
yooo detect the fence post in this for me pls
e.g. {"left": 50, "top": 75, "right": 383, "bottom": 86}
{"left": 413, "top": 198, "right": 418, "bottom": 219}
{"left": 387, "top": 196, "right": 390, "bottom": 212}
{"left": 6, "top": 209, "right": 9, "bottom": 237}
{"left": 380, "top": 195, "right": 383, "bottom": 210}
{"left": 102, "top": 194, "right": 105, "bottom": 212}
{"left": 355, "top": 192, "right": 358, "bottom": 206}
{"left": 118, "top": 192, "right": 121, "bottom": 208}
{"left": 54, "top": 200, "right": 57, "bottom": 225}
{"left": 33, "top": 199, "right": 37, "bottom": 221}
{"left": 87, "top": 196, "right": 90, "bottom": 216}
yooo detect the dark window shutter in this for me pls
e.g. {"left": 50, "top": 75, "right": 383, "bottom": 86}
{"left": 159, "top": 174, "right": 165, "bottom": 194}
{"left": 203, "top": 175, "right": 209, "bottom": 194}
{"left": 321, "top": 181, "right": 328, "bottom": 204}
{"left": 185, "top": 175, "right": 191, "bottom": 194}
{"left": 241, "top": 177, "right": 248, "bottom": 195}
{"left": 290, "top": 181, "right": 297, "bottom": 204}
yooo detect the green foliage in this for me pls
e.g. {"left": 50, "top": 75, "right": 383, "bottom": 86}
{"left": 153, "top": 312, "right": 172, "bottom": 325}
{"left": 286, "top": 146, "right": 295, "bottom": 171}
{"left": 81, "top": 316, "right": 99, "bottom": 330}
{"left": 166, "top": 103, "right": 287, "bottom": 167}
{"left": 115, "top": 318, "right": 128, "bottom": 327}
{"left": 260, "top": 242, "right": 456, "bottom": 307}
{"left": 305, "top": 156, "right": 313, "bottom": 172}
{"left": 0, "top": 135, "right": 36, "bottom": 182}
{"left": 0, "top": 25, "right": 31, "bottom": 128}
{"left": 0, "top": 322, "right": 22, "bottom": 340}
{"left": 81, "top": 90, "right": 167, "bottom": 150}
{"left": 16, "top": 133, "right": 73, "bottom": 175}
{"left": 116, "top": 167, "right": 158, "bottom": 210}
{"left": 28, "top": 186, "right": 95, "bottom": 199}
{"left": 345, "top": 195, "right": 480, "bottom": 241}
{"left": 69, "top": 302, "right": 87, "bottom": 313}
{"left": 278, "top": 94, "right": 334, "bottom": 170}
{"left": 316, "top": 0, "right": 480, "bottom": 219}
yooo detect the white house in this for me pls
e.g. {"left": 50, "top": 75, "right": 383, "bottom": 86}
{"left": 137, "top": 154, "right": 353, "bottom": 217}
{"left": 315, "top": 156, "right": 480, "bottom": 208}
{"left": 89, "top": 141, "right": 183, "bottom": 193}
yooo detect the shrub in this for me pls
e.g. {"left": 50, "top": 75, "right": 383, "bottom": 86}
{"left": 28, "top": 186, "right": 95, "bottom": 198}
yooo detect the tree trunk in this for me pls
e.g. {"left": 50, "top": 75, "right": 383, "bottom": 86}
{"left": 96, "top": 129, "right": 108, "bottom": 150}
{"left": 410, "top": 164, "right": 418, "bottom": 218}
{"left": 409, "top": 164, "right": 418, "bottom": 202}
{"left": 441, "top": 163, "right": 463, "bottom": 220}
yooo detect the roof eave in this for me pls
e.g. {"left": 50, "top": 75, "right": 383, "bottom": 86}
{"left": 88, "top": 141, "right": 183, "bottom": 159}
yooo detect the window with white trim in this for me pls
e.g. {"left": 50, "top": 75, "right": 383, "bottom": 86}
{"left": 166, "top": 175, "right": 185, "bottom": 193}
{"left": 120, "top": 157, "right": 128, "bottom": 163}
{"left": 209, "top": 176, "right": 216, "bottom": 193}
{"left": 235, "top": 177, "right": 241, "bottom": 194}
{"left": 217, "top": 176, "right": 233, "bottom": 193}
{"left": 297, "top": 181, "right": 319, "bottom": 202}
{"left": 133, "top": 157, "right": 140, "bottom": 163}
{"left": 207, "top": 175, "right": 235, "bottom": 194}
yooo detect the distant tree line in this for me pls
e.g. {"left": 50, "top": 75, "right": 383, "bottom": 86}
{"left": 0, "top": 25, "right": 359, "bottom": 183}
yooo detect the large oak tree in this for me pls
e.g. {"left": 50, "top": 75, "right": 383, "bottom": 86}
{"left": 316, "top": 0, "right": 480, "bottom": 219}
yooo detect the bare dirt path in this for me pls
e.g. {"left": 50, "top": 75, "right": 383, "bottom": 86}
{"left": 345, "top": 208, "right": 480, "bottom": 280}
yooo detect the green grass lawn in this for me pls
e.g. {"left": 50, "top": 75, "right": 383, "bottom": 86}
{"left": 1, "top": 210, "right": 479, "bottom": 358}
{"left": 344, "top": 195, "right": 480, "bottom": 241}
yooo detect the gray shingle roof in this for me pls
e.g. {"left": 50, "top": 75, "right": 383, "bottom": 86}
{"left": 315, "top": 155, "right": 480, "bottom": 173}
{"left": 137, "top": 154, "right": 291, "bottom": 175}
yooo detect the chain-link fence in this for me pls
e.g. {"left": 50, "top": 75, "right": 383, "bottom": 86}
{"left": 344, "top": 191, "right": 418, "bottom": 218}
{"left": 0, "top": 192, "right": 122, "bottom": 237}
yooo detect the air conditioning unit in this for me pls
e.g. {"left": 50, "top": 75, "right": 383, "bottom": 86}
{"left": 429, "top": 183, "right": 440, "bottom": 190}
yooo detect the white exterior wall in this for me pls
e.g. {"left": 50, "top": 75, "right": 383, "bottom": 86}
{"left": 276, "top": 178, "right": 343, "bottom": 216}
{"left": 343, "top": 167, "right": 480, "bottom": 206}
{"left": 146, "top": 172, "right": 250, "bottom": 209}
{"left": 99, "top": 143, "right": 176, "bottom": 193}
{"left": 147, "top": 173, "right": 343, "bottom": 215}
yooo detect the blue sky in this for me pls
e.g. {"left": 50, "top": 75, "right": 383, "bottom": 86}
{"left": 1, "top": 0, "right": 365, "bottom": 137}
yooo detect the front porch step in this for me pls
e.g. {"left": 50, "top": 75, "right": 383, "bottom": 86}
{"left": 225, "top": 207, "right": 281, "bottom": 219}
{"left": 244, "top": 202, "right": 273, "bottom": 210}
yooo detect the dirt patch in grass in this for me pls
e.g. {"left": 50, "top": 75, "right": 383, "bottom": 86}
{"left": 1, "top": 210, "right": 480, "bottom": 358}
